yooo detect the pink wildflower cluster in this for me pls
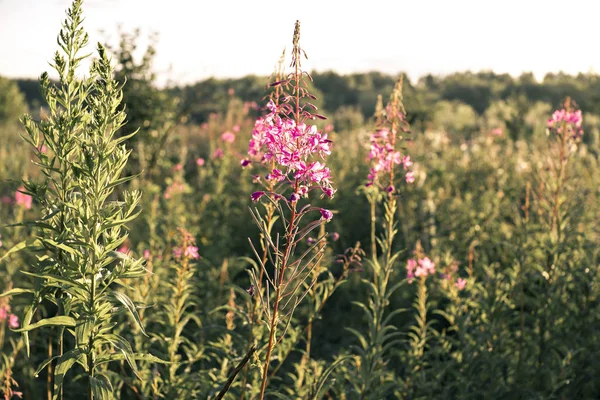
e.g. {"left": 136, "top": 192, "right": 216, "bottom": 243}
{"left": 164, "top": 181, "right": 185, "bottom": 199}
{"left": 367, "top": 128, "right": 413, "bottom": 189}
{"left": 456, "top": 278, "right": 467, "bottom": 290}
{"left": 243, "top": 101, "right": 259, "bottom": 114}
{"left": 221, "top": 131, "right": 236, "bottom": 144}
{"left": 15, "top": 186, "right": 32, "bottom": 209}
{"left": 547, "top": 109, "right": 583, "bottom": 140}
{"left": 246, "top": 100, "right": 335, "bottom": 198}
{"left": 406, "top": 257, "right": 435, "bottom": 284}
{"left": 490, "top": 128, "right": 504, "bottom": 137}
{"left": 439, "top": 261, "right": 467, "bottom": 291}
{"left": 212, "top": 148, "right": 224, "bottom": 159}
{"left": 173, "top": 245, "right": 199, "bottom": 260}
{"left": 0, "top": 303, "right": 19, "bottom": 329}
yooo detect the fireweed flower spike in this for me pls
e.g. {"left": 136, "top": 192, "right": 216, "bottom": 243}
{"left": 366, "top": 82, "right": 413, "bottom": 192}
{"left": 544, "top": 97, "right": 584, "bottom": 242}
{"left": 406, "top": 257, "right": 436, "bottom": 284}
{"left": 351, "top": 77, "right": 416, "bottom": 398}
{"left": 246, "top": 99, "right": 335, "bottom": 199}
{"left": 547, "top": 106, "right": 583, "bottom": 140}
{"left": 247, "top": 21, "right": 336, "bottom": 400}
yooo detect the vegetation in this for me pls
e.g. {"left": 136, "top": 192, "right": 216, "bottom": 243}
{"left": 1, "top": 1, "right": 599, "bottom": 399}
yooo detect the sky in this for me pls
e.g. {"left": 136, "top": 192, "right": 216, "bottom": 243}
{"left": 0, "top": 0, "right": 599, "bottom": 86}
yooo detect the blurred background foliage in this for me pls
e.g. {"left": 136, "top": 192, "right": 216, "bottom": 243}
{"left": 8, "top": 65, "right": 600, "bottom": 144}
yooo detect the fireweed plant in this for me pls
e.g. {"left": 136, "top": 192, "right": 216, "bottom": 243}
{"left": 347, "top": 77, "right": 416, "bottom": 398}
{"left": 523, "top": 97, "right": 592, "bottom": 392}
{"left": 245, "top": 21, "right": 335, "bottom": 399}
{"left": 0, "top": 1, "right": 163, "bottom": 398}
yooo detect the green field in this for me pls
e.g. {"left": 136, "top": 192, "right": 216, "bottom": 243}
{"left": 1, "top": 1, "right": 599, "bottom": 399}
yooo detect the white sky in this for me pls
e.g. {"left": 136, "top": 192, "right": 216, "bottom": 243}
{"left": 0, "top": 0, "right": 598, "bottom": 85}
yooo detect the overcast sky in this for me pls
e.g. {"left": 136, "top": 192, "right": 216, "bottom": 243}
{"left": 0, "top": 0, "right": 598, "bottom": 85}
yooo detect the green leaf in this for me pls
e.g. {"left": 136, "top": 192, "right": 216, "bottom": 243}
{"left": 111, "top": 291, "right": 147, "bottom": 336}
{"left": 90, "top": 374, "right": 114, "bottom": 400}
{"left": 313, "top": 355, "right": 352, "bottom": 399}
{"left": 96, "top": 352, "right": 169, "bottom": 367}
{"left": 21, "top": 271, "right": 87, "bottom": 290}
{"left": 22, "top": 305, "right": 35, "bottom": 356}
{"left": 34, "top": 355, "right": 61, "bottom": 377}
{"left": 13, "top": 315, "right": 76, "bottom": 332}
{"left": 346, "top": 327, "right": 369, "bottom": 351}
{"left": 53, "top": 349, "right": 83, "bottom": 400}
{"left": 0, "top": 288, "right": 34, "bottom": 298}
{"left": 102, "top": 334, "right": 140, "bottom": 378}
{"left": 0, "top": 238, "right": 42, "bottom": 261}
{"left": 41, "top": 238, "right": 79, "bottom": 255}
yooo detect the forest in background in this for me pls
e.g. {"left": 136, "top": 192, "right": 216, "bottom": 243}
{"left": 7, "top": 69, "right": 600, "bottom": 143}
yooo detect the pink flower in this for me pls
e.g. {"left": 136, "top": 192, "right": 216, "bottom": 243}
{"left": 251, "top": 191, "right": 265, "bottom": 202}
{"left": 246, "top": 100, "right": 335, "bottom": 197}
{"left": 185, "top": 246, "right": 199, "bottom": 259}
{"left": 322, "top": 186, "right": 334, "bottom": 197}
{"left": 0, "top": 233, "right": 3, "bottom": 248}
{"left": 8, "top": 313, "right": 19, "bottom": 329}
{"left": 212, "top": 148, "right": 224, "bottom": 159}
{"left": 241, "top": 159, "right": 251, "bottom": 167}
{"left": 366, "top": 128, "right": 411, "bottom": 189}
{"left": 143, "top": 249, "right": 151, "bottom": 260}
{"left": 173, "top": 245, "right": 200, "bottom": 260}
{"left": 118, "top": 245, "right": 129, "bottom": 254}
{"left": 402, "top": 155, "right": 413, "bottom": 169}
{"left": 320, "top": 208, "right": 333, "bottom": 222}
{"left": 491, "top": 128, "right": 503, "bottom": 137}
{"left": 1, "top": 196, "right": 13, "bottom": 205}
{"left": 15, "top": 186, "right": 32, "bottom": 209}
{"left": 406, "top": 257, "right": 436, "bottom": 284}
{"left": 173, "top": 164, "right": 183, "bottom": 171}
{"left": 196, "top": 158, "right": 205, "bottom": 167}
{"left": 164, "top": 181, "right": 185, "bottom": 199}
{"left": 547, "top": 108, "right": 583, "bottom": 139}
{"left": 266, "top": 169, "right": 285, "bottom": 182}
{"left": 419, "top": 257, "right": 435, "bottom": 274}
{"left": 405, "top": 172, "right": 415, "bottom": 184}
{"left": 456, "top": 278, "right": 467, "bottom": 291}
{"left": 221, "top": 131, "right": 236, "bottom": 143}
{"left": 233, "top": 125, "right": 241, "bottom": 133}
{"left": 331, "top": 232, "right": 340, "bottom": 241}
